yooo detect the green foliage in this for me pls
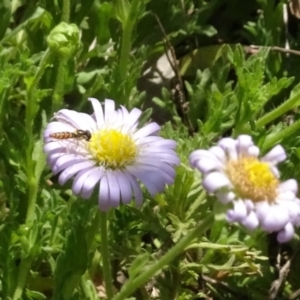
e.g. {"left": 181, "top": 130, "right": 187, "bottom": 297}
{"left": 1, "top": 0, "right": 300, "bottom": 299}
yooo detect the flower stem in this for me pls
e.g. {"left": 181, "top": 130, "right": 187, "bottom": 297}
{"left": 61, "top": 0, "right": 70, "bottom": 23}
{"left": 26, "top": 49, "right": 51, "bottom": 137}
{"left": 112, "top": 214, "right": 214, "bottom": 300}
{"left": 100, "top": 211, "right": 114, "bottom": 299}
{"left": 119, "top": 0, "right": 139, "bottom": 83}
{"left": 256, "top": 90, "right": 300, "bottom": 128}
{"left": 51, "top": 56, "right": 68, "bottom": 113}
{"left": 25, "top": 48, "right": 52, "bottom": 224}
{"left": 12, "top": 256, "right": 32, "bottom": 300}
{"left": 263, "top": 118, "right": 300, "bottom": 150}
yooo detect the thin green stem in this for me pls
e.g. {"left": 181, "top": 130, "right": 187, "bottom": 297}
{"left": 25, "top": 49, "right": 52, "bottom": 223}
{"left": 119, "top": 0, "right": 139, "bottom": 82}
{"left": 119, "top": 20, "right": 133, "bottom": 82}
{"left": 112, "top": 214, "right": 214, "bottom": 300}
{"left": 51, "top": 57, "right": 68, "bottom": 113}
{"left": 256, "top": 91, "right": 300, "bottom": 128}
{"left": 26, "top": 49, "right": 51, "bottom": 136}
{"left": 86, "top": 208, "right": 102, "bottom": 250}
{"left": 100, "top": 211, "right": 114, "bottom": 299}
{"left": 61, "top": 0, "right": 71, "bottom": 23}
{"left": 12, "top": 256, "right": 32, "bottom": 300}
{"left": 263, "top": 118, "right": 300, "bottom": 150}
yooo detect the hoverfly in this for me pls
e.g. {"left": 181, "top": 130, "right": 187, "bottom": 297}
{"left": 50, "top": 129, "right": 92, "bottom": 141}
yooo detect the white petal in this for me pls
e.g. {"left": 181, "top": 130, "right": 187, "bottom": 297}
{"left": 202, "top": 172, "right": 232, "bottom": 193}
{"left": 248, "top": 146, "right": 260, "bottom": 157}
{"left": 278, "top": 179, "right": 298, "bottom": 194}
{"left": 104, "top": 99, "right": 116, "bottom": 122}
{"left": 189, "top": 150, "right": 216, "bottom": 168}
{"left": 226, "top": 199, "right": 247, "bottom": 222}
{"left": 277, "top": 223, "right": 295, "bottom": 243}
{"left": 209, "top": 146, "right": 227, "bottom": 164}
{"left": 236, "top": 135, "right": 254, "bottom": 156}
{"left": 89, "top": 97, "right": 104, "bottom": 126}
{"left": 260, "top": 205, "right": 289, "bottom": 232}
{"left": 215, "top": 191, "right": 235, "bottom": 204}
{"left": 125, "top": 107, "right": 142, "bottom": 131}
{"left": 218, "top": 138, "right": 238, "bottom": 160}
{"left": 195, "top": 157, "right": 223, "bottom": 174}
{"left": 261, "top": 145, "right": 286, "bottom": 165}
{"left": 241, "top": 211, "right": 259, "bottom": 230}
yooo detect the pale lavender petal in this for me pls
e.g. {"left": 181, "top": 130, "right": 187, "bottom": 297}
{"left": 72, "top": 167, "right": 96, "bottom": 196}
{"left": 277, "top": 223, "right": 294, "bottom": 243}
{"left": 59, "top": 161, "right": 95, "bottom": 185}
{"left": 44, "top": 121, "right": 74, "bottom": 134}
{"left": 44, "top": 142, "right": 66, "bottom": 155}
{"left": 138, "top": 151, "right": 180, "bottom": 166}
{"left": 241, "top": 211, "right": 259, "bottom": 230}
{"left": 77, "top": 112, "right": 97, "bottom": 132}
{"left": 89, "top": 97, "right": 104, "bottom": 126}
{"left": 99, "top": 174, "right": 110, "bottom": 211}
{"left": 125, "top": 173, "right": 143, "bottom": 206}
{"left": 53, "top": 155, "right": 88, "bottom": 175}
{"left": 80, "top": 167, "right": 104, "bottom": 199}
{"left": 115, "top": 170, "right": 133, "bottom": 204}
{"left": 133, "top": 123, "right": 160, "bottom": 139}
{"left": 138, "top": 137, "right": 176, "bottom": 148}
{"left": 261, "top": 145, "right": 286, "bottom": 165}
{"left": 202, "top": 172, "right": 232, "bottom": 193}
{"left": 55, "top": 109, "right": 87, "bottom": 129}
{"left": 106, "top": 171, "right": 121, "bottom": 208}
{"left": 47, "top": 152, "right": 63, "bottom": 169}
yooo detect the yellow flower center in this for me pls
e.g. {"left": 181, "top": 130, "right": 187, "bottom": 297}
{"left": 226, "top": 157, "right": 279, "bottom": 202}
{"left": 88, "top": 129, "right": 137, "bottom": 169}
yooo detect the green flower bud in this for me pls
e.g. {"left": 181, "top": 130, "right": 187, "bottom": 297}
{"left": 47, "top": 22, "right": 80, "bottom": 58}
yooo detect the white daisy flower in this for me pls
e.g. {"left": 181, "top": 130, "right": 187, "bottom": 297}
{"left": 189, "top": 135, "right": 300, "bottom": 243}
{"left": 44, "top": 98, "right": 180, "bottom": 211}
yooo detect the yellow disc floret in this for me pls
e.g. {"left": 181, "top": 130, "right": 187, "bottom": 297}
{"left": 226, "top": 157, "right": 279, "bottom": 202}
{"left": 88, "top": 129, "right": 137, "bottom": 169}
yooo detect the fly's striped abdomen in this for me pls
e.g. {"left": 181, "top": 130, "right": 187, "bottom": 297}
{"left": 50, "top": 132, "right": 76, "bottom": 140}
{"left": 50, "top": 130, "right": 91, "bottom": 141}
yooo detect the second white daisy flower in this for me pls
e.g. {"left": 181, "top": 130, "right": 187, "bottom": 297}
{"left": 189, "top": 135, "right": 300, "bottom": 243}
